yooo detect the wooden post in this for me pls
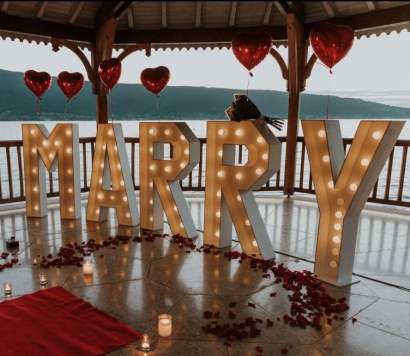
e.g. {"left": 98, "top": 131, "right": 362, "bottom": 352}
{"left": 283, "top": 13, "right": 307, "bottom": 196}
{"left": 94, "top": 18, "right": 117, "bottom": 124}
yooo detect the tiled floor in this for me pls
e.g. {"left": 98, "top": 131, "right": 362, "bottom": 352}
{"left": 0, "top": 192, "right": 410, "bottom": 355}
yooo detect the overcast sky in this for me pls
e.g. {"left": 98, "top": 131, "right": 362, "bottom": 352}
{"left": 0, "top": 30, "right": 409, "bottom": 93}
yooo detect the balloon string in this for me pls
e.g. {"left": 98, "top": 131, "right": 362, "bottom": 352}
{"left": 156, "top": 95, "right": 160, "bottom": 119}
{"left": 246, "top": 73, "right": 251, "bottom": 97}
{"left": 325, "top": 70, "right": 332, "bottom": 120}
{"left": 64, "top": 100, "right": 68, "bottom": 118}
{"left": 326, "top": 93, "right": 330, "bottom": 120}
{"left": 36, "top": 97, "right": 40, "bottom": 117}
{"left": 109, "top": 90, "right": 114, "bottom": 124}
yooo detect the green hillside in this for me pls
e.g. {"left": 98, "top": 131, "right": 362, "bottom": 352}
{"left": 1, "top": 69, "right": 410, "bottom": 120}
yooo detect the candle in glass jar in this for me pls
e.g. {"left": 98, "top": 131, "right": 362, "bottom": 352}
{"left": 83, "top": 274, "right": 93, "bottom": 285}
{"left": 39, "top": 272, "right": 47, "bottom": 286}
{"left": 158, "top": 314, "right": 172, "bottom": 337}
{"left": 3, "top": 282, "right": 12, "bottom": 296}
{"left": 82, "top": 260, "right": 93, "bottom": 275}
{"left": 141, "top": 333, "right": 150, "bottom": 351}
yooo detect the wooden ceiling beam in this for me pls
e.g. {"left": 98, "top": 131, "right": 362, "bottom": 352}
{"left": 229, "top": 1, "right": 237, "bottom": 27}
{"left": 263, "top": 2, "right": 274, "bottom": 25}
{"left": 69, "top": 1, "right": 84, "bottom": 24}
{"left": 0, "top": 11, "right": 94, "bottom": 42}
{"left": 321, "top": 1, "right": 336, "bottom": 18}
{"left": 274, "top": 1, "right": 287, "bottom": 16}
{"left": 36, "top": 2, "right": 48, "bottom": 19}
{"left": 275, "top": 1, "right": 304, "bottom": 22}
{"left": 366, "top": 2, "right": 376, "bottom": 11}
{"left": 312, "top": 3, "right": 410, "bottom": 31}
{"left": 1, "top": 2, "right": 410, "bottom": 48}
{"left": 115, "top": 25, "right": 287, "bottom": 44}
{"left": 1, "top": 1, "right": 9, "bottom": 12}
{"left": 127, "top": 7, "right": 134, "bottom": 29}
{"left": 115, "top": 3, "right": 410, "bottom": 45}
{"left": 195, "top": 1, "right": 202, "bottom": 27}
{"left": 161, "top": 1, "right": 167, "bottom": 28}
{"left": 95, "top": 1, "right": 133, "bottom": 28}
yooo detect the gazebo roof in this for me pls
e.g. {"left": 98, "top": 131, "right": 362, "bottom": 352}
{"left": 1, "top": 1, "right": 410, "bottom": 51}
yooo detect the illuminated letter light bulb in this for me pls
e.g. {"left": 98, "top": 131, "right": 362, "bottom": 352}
{"left": 335, "top": 211, "right": 343, "bottom": 218}
{"left": 361, "top": 158, "right": 369, "bottom": 166}
{"left": 372, "top": 131, "right": 382, "bottom": 140}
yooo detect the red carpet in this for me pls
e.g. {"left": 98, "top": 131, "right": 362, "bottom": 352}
{"left": 0, "top": 286, "right": 141, "bottom": 355}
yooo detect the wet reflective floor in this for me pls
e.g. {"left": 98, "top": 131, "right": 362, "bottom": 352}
{"left": 0, "top": 193, "right": 409, "bottom": 356}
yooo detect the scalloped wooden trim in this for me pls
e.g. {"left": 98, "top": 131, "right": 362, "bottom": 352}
{"left": 51, "top": 37, "right": 95, "bottom": 83}
{"left": 117, "top": 43, "right": 151, "bottom": 62}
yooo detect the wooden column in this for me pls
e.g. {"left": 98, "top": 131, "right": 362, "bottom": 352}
{"left": 284, "top": 13, "right": 307, "bottom": 196}
{"left": 94, "top": 18, "right": 117, "bottom": 124}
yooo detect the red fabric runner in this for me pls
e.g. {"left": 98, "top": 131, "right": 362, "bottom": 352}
{"left": 0, "top": 286, "right": 141, "bottom": 356}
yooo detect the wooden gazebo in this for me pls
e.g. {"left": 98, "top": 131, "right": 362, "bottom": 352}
{"left": 1, "top": 1, "right": 410, "bottom": 195}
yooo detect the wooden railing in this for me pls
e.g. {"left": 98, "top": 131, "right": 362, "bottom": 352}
{"left": 293, "top": 137, "right": 410, "bottom": 207}
{"left": 1, "top": 136, "right": 409, "bottom": 207}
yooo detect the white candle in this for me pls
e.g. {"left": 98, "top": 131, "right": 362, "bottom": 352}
{"left": 82, "top": 260, "right": 93, "bottom": 275}
{"left": 39, "top": 272, "right": 47, "bottom": 286}
{"left": 4, "top": 282, "right": 12, "bottom": 296}
{"left": 158, "top": 314, "right": 172, "bottom": 337}
{"left": 141, "top": 333, "right": 150, "bottom": 351}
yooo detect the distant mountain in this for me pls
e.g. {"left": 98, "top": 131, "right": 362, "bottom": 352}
{"left": 1, "top": 68, "right": 410, "bottom": 121}
{"left": 311, "top": 90, "right": 410, "bottom": 109}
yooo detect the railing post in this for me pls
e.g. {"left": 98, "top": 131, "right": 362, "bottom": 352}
{"left": 284, "top": 13, "right": 308, "bottom": 196}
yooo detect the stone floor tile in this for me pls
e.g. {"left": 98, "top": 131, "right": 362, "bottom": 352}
{"left": 70, "top": 278, "right": 184, "bottom": 333}
{"left": 149, "top": 251, "right": 274, "bottom": 296}
{"left": 355, "top": 299, "right": 410, "bottom": 340}
{"left": 314, "top": 321, "right": 410, "bottom": 356}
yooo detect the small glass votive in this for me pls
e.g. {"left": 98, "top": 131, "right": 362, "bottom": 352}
{"left": 3, "top": 282, "right": 12, "bottom": 297}
{"left": 138, "top": 333, "right": 152, "bottom": 352}
{"left": 82, "top": 259, "right": 93, "bottom": 275}
{"left": 158, "top": 314, "right": 172, "bottom": 337}
{"left": 39, "top": 272, "right": 47, "bottom": 287}
{"left": 83, "top": 274, "right": 94, "bottom": 285}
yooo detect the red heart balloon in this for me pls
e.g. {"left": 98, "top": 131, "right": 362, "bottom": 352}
{"left": 140, "top": 66, "right": 170, "bottom": 95}
{"left": 310, "top": 22, "right": 354, "bottom": 69}
{"left": 57, "top": 71, "right": 84, "bottom": 100}
{"left": 232, "top": 32, "right": 272, "bottom": 71}
{"left": 24, "top": 70, "right": 52, "bottom": 98}
{"left": 98, "top": 58, "right": 121, "bottom": 90}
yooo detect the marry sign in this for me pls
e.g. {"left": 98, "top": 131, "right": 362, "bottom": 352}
{"left": 22, "top": 120, "right": 403, "bottom": 286}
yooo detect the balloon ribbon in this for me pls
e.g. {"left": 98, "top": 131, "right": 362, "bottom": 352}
{"left": 156, "top": 95, "right": 160, "bottom": 119}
